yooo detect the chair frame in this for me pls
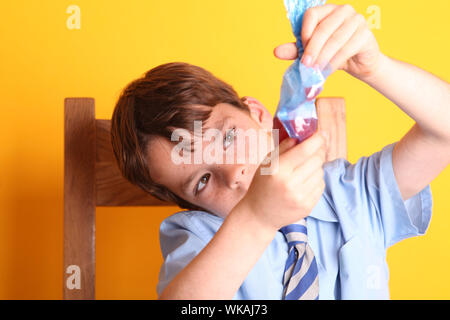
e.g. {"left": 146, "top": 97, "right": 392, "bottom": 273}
{"left": 63, "top": 97, "right": 347, "bottom": 299}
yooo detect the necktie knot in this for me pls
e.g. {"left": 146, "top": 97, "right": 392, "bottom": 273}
{"left": 280, "top": 219, "right": 308, "bottom": 250}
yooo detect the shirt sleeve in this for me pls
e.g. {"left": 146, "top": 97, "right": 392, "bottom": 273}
{"left": 156, "top": 211, "right": 221, "bottom": 297}
{"left": 322, "top": 141, "right": 433, "bottom": 250}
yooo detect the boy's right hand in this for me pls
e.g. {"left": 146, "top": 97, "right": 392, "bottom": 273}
{"left": 241, "top": 131, "right": 327, "bottom": 231}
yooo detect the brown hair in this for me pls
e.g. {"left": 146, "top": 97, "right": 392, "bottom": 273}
{"left": 110, "top": 62, "right": 250, "bottom": 211}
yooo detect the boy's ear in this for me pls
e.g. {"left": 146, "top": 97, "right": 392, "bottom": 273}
{"left": 242, "top": 96, "right": 273, "bottom": 130}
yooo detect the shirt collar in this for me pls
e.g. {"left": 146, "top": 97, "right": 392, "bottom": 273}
{"left": 194, "top": 193, "right": 339, "bottom": 224}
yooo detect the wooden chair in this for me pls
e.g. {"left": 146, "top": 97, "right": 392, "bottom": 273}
{"left": 63, "top": 97, "right": 347, "bottom": 299}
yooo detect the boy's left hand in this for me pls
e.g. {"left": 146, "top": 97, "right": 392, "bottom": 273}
{"left": 274, "top": 3, "right": 382, "bottom": 81}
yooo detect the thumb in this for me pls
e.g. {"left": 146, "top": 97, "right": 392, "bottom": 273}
{"left": 273, "top": 42, "right": 298, "bottom": 60}
{"left": 260, "top": 136, "right": 295, "bottom": 169}
{"left": 277, "top": 137, "right": 297, "bottom": 155}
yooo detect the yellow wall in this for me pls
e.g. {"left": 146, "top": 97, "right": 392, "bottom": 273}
{"left": 0, "top": 0, "right": 449, "bottom": 299}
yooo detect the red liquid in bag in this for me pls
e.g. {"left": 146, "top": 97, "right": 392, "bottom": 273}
{"left": 273, "top": 116, "right": 318, "bottom": 144}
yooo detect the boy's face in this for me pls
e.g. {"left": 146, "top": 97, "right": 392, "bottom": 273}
{"left": 146, "top": 97, "right": 274, "bottom": 218}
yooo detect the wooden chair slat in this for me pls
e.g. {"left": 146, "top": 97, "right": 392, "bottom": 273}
{"left": 64, "top": 98, "right": 96, "bottom": 300}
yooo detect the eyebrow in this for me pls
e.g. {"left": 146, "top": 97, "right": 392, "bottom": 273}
{"left": 183, "top": 117, "right": 228, "bottom": 153}
{"left": 180, "top": 117, "right": 231, "bottom": 195}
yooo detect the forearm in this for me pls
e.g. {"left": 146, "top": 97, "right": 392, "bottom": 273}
{"left": 158, "top": 201, "right": 277, "bottom": 300}
{"left": 361, "top": 53, "right": 450, "bottom": 142}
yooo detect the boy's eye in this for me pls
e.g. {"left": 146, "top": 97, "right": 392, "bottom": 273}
{"left": 195, "top": 173, "right": 210, "bottom": 195}
{"left": 223, "top": 126, "right": 236, "bottom": 149}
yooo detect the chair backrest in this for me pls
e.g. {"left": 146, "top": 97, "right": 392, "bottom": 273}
{"left": 63, "top": 96, "right": 347, "bottom": 299}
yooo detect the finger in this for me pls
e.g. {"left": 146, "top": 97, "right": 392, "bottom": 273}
{"left": 295, "top": 166, "right": 325, "bottom": 203}
{"left": 274, "top": 5, "right": 338, "bottom": 61}
{"left": 314, "top": 12, "right": 363, "bottom": 71}
{"left": 262, "top": 136, "right": 295, "bottom": 166}
{"left": 304, "top": 178, "right": 326, "bottom": 209}
{"left": 280, "top": 131, "right": 325, "bottom": 170}
{"left": 259, "top": 135, "right": 298, "bottom": 172}
{"left": 278, "top": 137, "right": 297, "bottom": 154}
{"left": 301, "top": 4, "right": 338, "bottom": 56}
{"left": 328, "top": 22, "right": 372, "bottom": 72}
{"left": 302, "top": 4, "right": 355, "bottom": 67}
{"left": 291, "top": 151, "right": 325, "bottom": 186}
{"left": 274, "top": 42, "right": 298, "bottom": 60}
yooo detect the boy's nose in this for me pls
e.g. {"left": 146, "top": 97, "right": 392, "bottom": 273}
{"left": 226, "top": 165, "right": 247, "bottom": 190}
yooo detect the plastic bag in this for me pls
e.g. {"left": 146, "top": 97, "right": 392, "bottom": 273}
{"left": 274, "top": 0, "right": 332, "bottom": 143}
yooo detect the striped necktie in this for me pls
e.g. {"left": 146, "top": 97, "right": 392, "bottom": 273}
{"left": 279, "top": 218, "right": 319, "bottom": 300}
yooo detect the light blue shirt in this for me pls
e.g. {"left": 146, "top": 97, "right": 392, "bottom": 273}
{"left": 156, "top": 141, "right": 433, "bottom": 299}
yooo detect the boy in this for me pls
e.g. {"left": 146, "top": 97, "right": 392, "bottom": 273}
{"left": 110, "top": 4, "right": 450, "bottom": 299}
